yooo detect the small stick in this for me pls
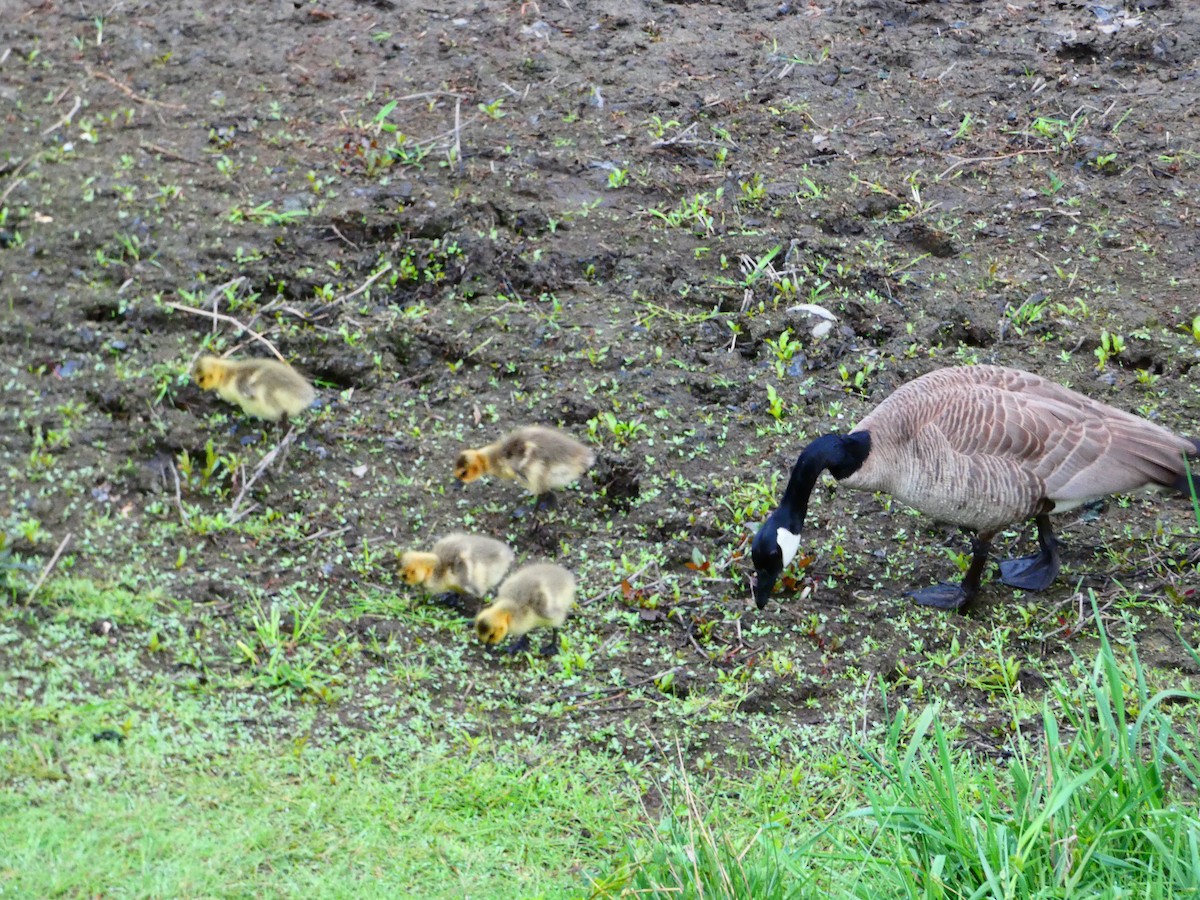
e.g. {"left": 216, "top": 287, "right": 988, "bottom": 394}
{"left": 452, "top": 98, "right": 462, "bottom": 173}
{"left": 0, "top": 156, "right": 35, "bottom": 207}
{"left": 228, "top": 429, "right": 296, "bottom": 520}
{"left": 333, "top": 262, "right": 392, "bottom": 306}
{"left": 557, "top": 666, "right": 681, "bottom": 703}
{"left": 88, "top": 68, "right": 187, "bottom": 110}
{"left": 328, "top": 223, "right": 359, "bottom": 249}
{"left": 139, "top": 142, "right": 200, "bottom": 165}
{"left": 40, "top": 95, "right": 82, "bottom": 136}
{"left": 165, "top": 300, "right": 285, "bottom": 361}
{"left": 169, "top": 462, "right": 191, "bottom": 525}
{"left": 303, "top": 526, "right": 352, "bottom": 543}
{"left": 937, "top": 148, "right": 1055, "bottom": 181}
{"left": 393, "top": 90, "right": 469, "bottom": 102}
{"left": 25, "top": 532, "right": 73, "bottom": 606}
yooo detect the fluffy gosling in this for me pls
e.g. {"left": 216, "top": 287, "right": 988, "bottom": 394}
{"left": 399, "top": 533, "right": 515, "bottom": 614}
{"left": 454, "top": 425, "right": 594, "bottom": 515}
{"left": 474, "top": 562, "right": 576, "bottom": 655}
{"left": 191, "top": 355, "right": 315, "bottom": 425}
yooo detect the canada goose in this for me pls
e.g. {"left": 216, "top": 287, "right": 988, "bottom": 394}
{"left": 751, "top": 365, "right": 1200, "bottom": 611}
{"left": 191, "top": 355, "right": 315, "bottom": 424}
{"left": 474, "top": 562, "right": 576, "bottom": 655}
{"left": 399, "top": 533, "right": 515, "bottom": 612}
{"left": 454, "top": 425, "right": 595, "bottom": 513}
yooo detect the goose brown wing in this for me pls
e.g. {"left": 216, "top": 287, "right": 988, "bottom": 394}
{"left": 926, "top": 378, "right": 1193, "bottom": 505}
{"left": 498, "top": 431, "right": 537, "bottom": 471}
{"left": 1041, "top": 417, "right": 1195, "bottom": 501}
{"left": 234, "top": 368, "right": 264, "bottom": 402}
{"left": 845, "top": 366, "right": 1198, "bottom": 533}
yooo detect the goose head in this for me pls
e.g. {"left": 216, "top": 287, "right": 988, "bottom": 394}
{"left": 454, "top": 449, "right": 487, "bottom": 482}
{"left": 398, "top": 551, "right": 436, "bottom": 586}
{"left": 750, "top": 431, "right": 871, "bottom": 610}
{"left": 475, "top": 606, "right": 513, "bottom": 644}
{"left": 190, "top": 356, "right": 224, "bottom": 390}
{"left": 751, "top": 518, "right": 804, "bottom": 609}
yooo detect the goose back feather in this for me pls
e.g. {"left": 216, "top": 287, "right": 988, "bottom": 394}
{"left": 844, "top": 365, "right": 1196, "bottom": 533}
{"left": 401, "top": 533, "right": 515, "bottom": 597}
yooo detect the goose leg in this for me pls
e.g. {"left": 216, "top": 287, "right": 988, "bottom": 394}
{"left": 909, "top": 534, "right": 990, "bottom": 611}
{"left": 506, "top": 634, "right": 532, "bottom": 655}
{"left": 432, "top": 591, "right": 472, "bottom": 617}
{"left": 512, "top": 491, "right": 556, "bottom": 520}
{"left": 513, "top": 493, "right": 556, "bottom": 534}
{"left": 999, "top": 514, "right": 1060, "bottom": 591}
{"left": 538, "top": 628, "right": 561, "bottom": 658}
{"left": 268, "top": 419, "right": 296, "bottom": 468}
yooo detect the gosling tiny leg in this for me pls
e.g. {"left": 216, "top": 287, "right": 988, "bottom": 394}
{"left": 506, "top": 634, "right": 532, "bottom": 655}
{"left": 432, "top": 591, "right": 472, "bottom": 617}
{"left": 538, "top": 628, "right": 561, "bottom": 658}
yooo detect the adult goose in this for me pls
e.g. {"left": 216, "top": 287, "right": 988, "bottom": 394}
{"left": 751, "top": 365, "right": 1200, "bottom": 611}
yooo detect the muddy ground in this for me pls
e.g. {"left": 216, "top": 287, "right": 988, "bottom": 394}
{"left": 2, "top": 0, "right": 1200, "bottom": 770}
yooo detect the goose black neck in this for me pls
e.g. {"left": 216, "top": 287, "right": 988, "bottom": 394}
{"left": 775, "top": 431, "right": 871, "bottom": 531}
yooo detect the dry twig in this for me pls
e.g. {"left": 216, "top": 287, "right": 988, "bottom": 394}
{"left": 937, "top": 148, "right": 1055, "bottom": 181}
{"left": 333, "top": 262, "right": 392, "bottom": 306}
{"left": 88, "top": 67, "right": 187, "bottom": 110}
{"left": 166, "top": 299, "right": 285, "bottom": 361}
{"left": 169, "top": 462, "right": 191, "bottom": 525}
{"left": 228, "top": 429, "right": 297, "bottom": 520}
{"left": 40, "top": 95, "right": 82, "bottom": 136}
{"left": 0, "top": 156, "right": 35, "bottom": 208}
{"left": 25, "top": 532, "right": 73, "bottom": 606}
{"left": 139, "top": 142, "right": 200, "bottom": 165}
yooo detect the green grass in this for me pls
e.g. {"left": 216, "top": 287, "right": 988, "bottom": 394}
{"left": 1, "top": 734, "right": 635, "bottom": 898}
{"left": 5, "top": 10, "right": 1200, "bottom": 897}
{"left": 7, "top": 602, "right": 1195, "bottom": 898}
{"left": 602, "top": 600, "right": 1200, "bottom": 898}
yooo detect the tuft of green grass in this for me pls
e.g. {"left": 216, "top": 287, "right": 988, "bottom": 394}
{"left": 604, "top": 601, "right": 1200, "bottom": 897}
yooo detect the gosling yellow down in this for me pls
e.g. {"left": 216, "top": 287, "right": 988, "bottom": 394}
{"left": 474, "top": 562, "right": 576, "bottom": 655}
{"left": 191, "top": 355, "right": 315, "bottom": 423}
{"left": 454, "top": 425, "right": 595, "bottom": 513}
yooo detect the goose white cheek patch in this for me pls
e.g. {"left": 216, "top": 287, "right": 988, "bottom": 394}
{"left": 777, "top": 527, "right": 803, "bottom": 569}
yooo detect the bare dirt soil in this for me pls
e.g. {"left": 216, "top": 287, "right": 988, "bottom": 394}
{"left": 3, "top": 0, "right": 1199, "bottom": 768}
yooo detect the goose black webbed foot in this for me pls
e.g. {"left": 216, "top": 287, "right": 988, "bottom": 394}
{"left": 538, "top": 630, "right": 561, "bottom": 658}
{"left": 998, "top": 553, "right": 1060, "bottom": 591}
{"left": 432, "top": 591, "right": 472, "bottom": 617}
{"left": 910, "top": 533, "right": 989, "bottom": 611}
{"left": 511, "top": 492, "right": 555, "bottom": 522}
{"left": 908, "top": 582, "right": 976, "bottom": 611}
{"left": 505, "top": 634, "right": 532, "bottom": 656}
{"left": 998, "top": 513, "right": 1060, "bottom": 591}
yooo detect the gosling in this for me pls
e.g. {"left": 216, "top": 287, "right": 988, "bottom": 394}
{"left": 474, "top": 562, "right": 576, "bottom": 655}
{"left": 399, "top": 533, "right": 515, "bottom": 614}
{"left": 191, "top": 355, "right": 315, "bottom": 425}
{"left": 454, "top": 425, "right": 594, "bottom": 515}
